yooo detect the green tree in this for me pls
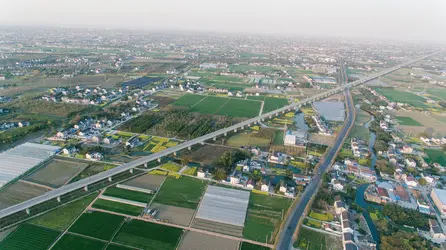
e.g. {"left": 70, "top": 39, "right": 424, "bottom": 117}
{"left": 213, "top": 168, "right": 227, "bottom": 181}
{"left": 418, "top": 178, "right": 427, "bottom": 186}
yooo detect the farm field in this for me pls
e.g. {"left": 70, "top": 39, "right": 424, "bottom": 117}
{"left": 0, "top": 181, "right": 51, "bottom": 209}
{"left": 434, "top": 115, "right": 446, "bottom": 124}
{"left": 160, "top": 162, "right": 182, "bottom": 172}
{"left": 153, "top": 176, "right": 207, "bottom": 209}
{"left": 182, "top": 145, "right": 231, "bottom": 165}
{"left": 373, "top": 87, "right": 429, "bottom": 108}
{"left": 106, "top": 244, "right": 136, "bottom": 250}
{"left": 294, "top": 227, "right": 327, "bottom": 250}
{"left": 113, "top": 220, "right": 183, "bottom": 250}
{"left": 103, "top": 186, "right": 153, "bottom": 203}
{"left": 395, "top": 110, "right": 446, "bottom": 136}
{"left": 395, "top": 116, "right": 423, "bottom": 126}
{"left": 173, "top": 94, "right": 261, "bottom": 118}
{"left": 68, "top": 211, "right": 124, "bottom": 240}
{"left": 191, "top": 96, "right": 229, "bottom": 114}
{"left": 149, "top": 203, "right": 195, "bottom": 226}
{"left": 247, "top": 96, "right": 289, "bottom": 113}
{"left": 208, "top": 82, "right": 250, "bottom": 92}
{"left": 240, "top": 242, "right": 271, "bottom": 250}
{"left": 308, "top": 211, "right": 334, "bottom": 221}
{"left": 52, "top": 234, "right": 106, "bottom": 250}
{"left": 423, "top": 87, "right": 446, "bottom": 101}
{"left": 229, "top": 64, "right": 280, "bottom": 74}
{"left": 121, "top": 174, "right": 165, "bottom": 191}
{"left": 424, "top": 149, "right": 446, "bottom": 166}
{"left": 69, "top": 162, "right": 116, "bottom": 183}
{"left": 92, "top": 199, "right": 143, "bottom": 216}
{"left": 0, "top": 224, "right": 60, "bottom": 250}
{"left": 26, "top": 158, "right": 88, "bottom": 188}
{"left": 226, "top": 133, "right": 271, "bottom": 148}
{"left": 273, "top": 130, "right": 284, "bottom": 145}
{"left": 30, "top": 194, "right": 97, "bottom": 230}
{"left": 348, "top": 124, "right": 370, "bottom": 141}
{"left": 178, "top": 231, "right": 239, "bottom": 250}
{"left": 243, "top": 193, "right": 293, "bottom": 244}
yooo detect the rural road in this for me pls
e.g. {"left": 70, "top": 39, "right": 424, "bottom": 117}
{"left": 276, "top": 64, "right": 355, "bottom": 250}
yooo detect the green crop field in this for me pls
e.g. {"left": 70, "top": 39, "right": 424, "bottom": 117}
{"left": 243, "top": 193, "right": 293, "bottom": 244}
{"left": 309, "top": 211, "right": 334, "bottom": 221}
{"left": 103, "top": 186, "right": 153, "bottom": 203}
{"left": 0, "top": 224, "right": 60, "bottom": 250}
{"left": 240, "top": 242, "right": 271, "bottom": 250}
{"left": 373, "top": 88, "right": 429, "bottom": 108}
{"left": 293, "top": 227, "right": 327, "bottom": 250}
{"left": 395, "top": 116, "right": 423, "bottom": 126}
{"left": 92, "top": 199, "right": 143, "bottom": 216}
{"left": 153, "top": 176, "right": 207, "bottom": 209}
{"left": 209, "top": 82, "right": 249, "bottom": 91}
{"left": 229, "top": 64, "right": 280, "bottom": 73}
{"left": 424, "top": 149, "right": 446, "bottom": 166}
{"left": 348, "top": 124, "right": 370, "bottom": 141}
{"left": 69, "top": 211, "right": 124, "bottom": 240}
{"left": 212, "top": 75, "right": 246, "bottom": 83}
{"left": 173, "top": 94, "right": 261, "bottom": 118}
{"left": 52, "top": 234, "right": 106, "bottom": 250}
{"left": 248, "top": 96, "right": 289, "bottom": 113}
{"left": 172, "top": 94, "right": 205, "bottom": 108}
{"left": 113, "top": 220, "right": 183, "bottom": 250}
{"left": 273, "top": 130, "right": 284, "bottom": 145}
{"left": 106, "top": 244, "right": 136, "bottom": 250}
{"left": 425, "top": 88, "right": 446, "bottom": 100}
{"left": 215, "top": 98, "right": 261, "bottom": 117}
{"left": 160, "top": 162, "right": 182, "bottom": 172}
{"left": 191, "top": 96, "right": 229, "bottom": 114}
{"left": 30, "top": 194, "right": 97, "bottom": 230}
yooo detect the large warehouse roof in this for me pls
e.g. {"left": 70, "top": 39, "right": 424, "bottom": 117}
{"left": 314, "top": 101, "right": 345, "bottom": 122}
{"left": 433, "top": 188, "right": 446, "bottom": 205}
{"left": 195, "top": 185, "right": 250, "bottom": 227}
{"left": 0, "top": 143, "right": 61, "bottom": 187}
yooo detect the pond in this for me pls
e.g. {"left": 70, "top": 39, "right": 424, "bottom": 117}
{"left": 293, "top": 112, "right": 309, "bottom": 131}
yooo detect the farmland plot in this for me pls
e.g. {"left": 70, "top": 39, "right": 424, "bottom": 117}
{"left": 0, "top": 224, "right": 60, "bottom": 250}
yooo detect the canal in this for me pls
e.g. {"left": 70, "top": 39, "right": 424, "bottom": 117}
{"left": 355, "top": 184, "right": 382, "bottom": 248}
{"left": 293, "top": 112, "right": 309, "bottom": 131}
{"left": 364, "top": 116, "right": 377, "bottom": 169}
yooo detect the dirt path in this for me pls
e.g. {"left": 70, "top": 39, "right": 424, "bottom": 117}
{"left": 18, "top": 180, "right": 53, "bottom": 190}
{"left": 259, "top": 101, "right": 265, "bottom": 116}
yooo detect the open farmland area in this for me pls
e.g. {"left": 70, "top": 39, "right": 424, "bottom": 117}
{"left": 229, "top": 64, "right": 280, "bottom": 74}
{"left": 68, "top": 211, "right": 124, "bottom": 240}
{"left": 247, "top": 96, "right": 289, "bottom": 113}
{"left": 178, "top": 231, "right": 239, "bottom": 250}
{"left": 243, "top": 193, "right": 293, "bottom": 244}
{"left": 30, "top": 194, "right": 97, "bottom": 230}
{"left": 395, "top": 116, "right": 423, "bottom": 126}
{"left": 52, "top": 234, "right": 106, "bottom": 250}
{"left": 240, "top": 242, "right": 271, "bottom": 250}
{"left": 395, "top": 110, "right": 446, "bottom": 136}
{"left": 0, "top": 181, "right": 51, "bottom": 209}
{"left": 121, "top": 174, "right": 165, "bottom": 192}
{"left": 149, "top": 203, "right": 195, "bottom": 226}
{"left": 226, "top": 132, "right": 272, "bottom": 148}
{"left": 423, "top": 149, "right": 446, "bottom": 166}
{"left": 25, "top": 158, "right": 88, "bottom": 188}
{"left": 0, "top": 224, "right": 60, "bottom": 250}
{"left": 92, "top": 199, "right": 143, "bottom": 216}
{"left": 173, "top": 94, "right": 261, "bottom": 118}
{"left": 181, "top": 144, "right": 231, "bottom": 165}
{"left": 373, "top": 87, "right": 429, "bottom": 108}
{"left": 103, "top": 186, "right": 153, "bottom": 203}
{"left": 293, "top": 227, "right": 342, "bottom": 250}
{"left": 68, "top": 162, "right": 117, "bottom": 183}
{"left": 113, "top": 219, "right": 183, "bottom": 250}
{"left": 153, "top": 176, "right": 207, "bottom": 209}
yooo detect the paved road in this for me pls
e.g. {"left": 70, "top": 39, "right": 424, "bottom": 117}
{"left": 0, "top": 52, "right": 439, "bottom": 222}
{"left": 276, "top": 63, "right": 354, "bottom": 250}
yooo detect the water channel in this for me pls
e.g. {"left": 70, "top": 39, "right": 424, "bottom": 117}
{"left": 293, "top": 112, "right": 309, "bottom": 131}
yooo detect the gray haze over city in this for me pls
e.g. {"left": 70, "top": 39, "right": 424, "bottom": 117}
{"left": 1, "top": 0, "right": 446, "bottom": 42}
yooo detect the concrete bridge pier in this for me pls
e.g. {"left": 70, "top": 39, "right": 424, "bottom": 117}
{"left": 129, "top": 168, "right": 133, "bottom": 174}
{"left": 173, "top": 152, "right": 177, "bottom": 156}
{"left": 25, "top": 208, "right": 30, "bottom": 215}
{"left": 84, "top": 186, "right": 88, "bottom": 191}
{"left": 224, "top": 132, "right": 227, "bottom": 136}
{"left": 213, "top": 137, "right": 216, "bottom": 141}
{"left": 108, "top": 177, "right": 112, "bottom": 182}
{"left": 144, "top": 163, "right": 147, "bottom": 168}
{"left": 157, "top": 158, "right": 161, "bottom": 163}
{"left": 200, "top": 141, "right": 204, "bottom": 145}
{"left": 233, "top": 128, "right": 237, "bottom": 132}
{"left": 188, "top": 146, "right": 191, "bottom": 150}
{"left": 57, "top": 196, "right": 61, "bottom": 202}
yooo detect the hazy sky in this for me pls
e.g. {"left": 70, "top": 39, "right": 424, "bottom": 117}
{"left": 1, "top": 0, "right": 445, "bottom": 42}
